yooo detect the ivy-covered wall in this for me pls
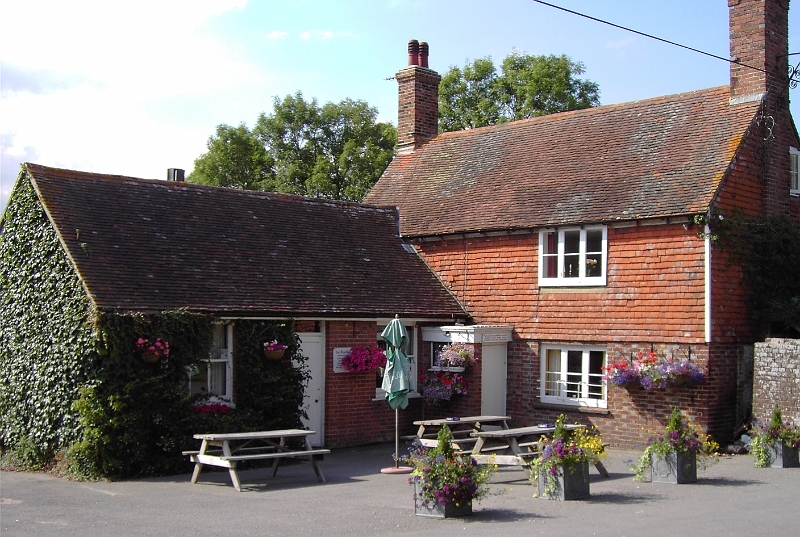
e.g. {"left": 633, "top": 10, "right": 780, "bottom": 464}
{"left": 1, "top": 174, "right": 309, "bottom": 478}
{"left": 0, "top": 174, "right": 99, "bottom": 458}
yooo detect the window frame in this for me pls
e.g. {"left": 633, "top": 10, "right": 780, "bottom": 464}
{"left": 538, "top": 226, "right": 607, "bottom": 287}
{"left": 790, "top": 147, "right": 800, "bottom": 195}
{"left": 188, "top": 323, "right": 234, "bottom": 403}
{"left": 540, "top": 344, "right": 607, "bottom": 408}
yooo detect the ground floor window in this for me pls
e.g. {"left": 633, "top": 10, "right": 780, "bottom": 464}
{"left": 540, "top": 345, "right": 606, "bottom": 408}
{"left": 188, "top": 323, "right": 233, "bottom": 402}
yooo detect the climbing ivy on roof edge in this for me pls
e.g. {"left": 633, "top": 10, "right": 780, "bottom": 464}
{"left": 1, "top": 171, "right": 310, "bottom": 479}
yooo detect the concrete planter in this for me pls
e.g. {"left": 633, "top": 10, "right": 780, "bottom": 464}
{"left": 413, "top": 483, "right": 473, "bottom": 518}
{"left": 766, "top": 440, "right": 800, "bottom": 468}
{"left": 651, "top": 450, "right": 697, "bottom": 484}
{"left": 537, "top": 461, "right": 590, "bottom": 500}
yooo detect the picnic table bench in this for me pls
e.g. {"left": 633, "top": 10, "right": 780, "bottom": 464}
{"left": 184, "top": 429, "right": 329, "bottom": 491}
{"left": 411, "top": 415, "right": 511, "bottom": 454}
{"left": 470, "top": 424, "right": 610, "bottom": 479}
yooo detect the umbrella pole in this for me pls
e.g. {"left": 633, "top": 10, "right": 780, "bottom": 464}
{"left": 395, "top": 407, "right": 400, "bottom": 468}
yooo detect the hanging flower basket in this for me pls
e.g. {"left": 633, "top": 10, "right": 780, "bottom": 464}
{"left": 264, "top": 340, "right": 287, "bottom": 359}
{"left": 341, "top": 346, "right": 387, "bottom": 372}
{"left": 134, "top": 337, "right": 170, "bottom": 363}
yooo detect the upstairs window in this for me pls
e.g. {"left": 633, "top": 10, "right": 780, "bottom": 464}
{"left": 791, "top": 147, "right": 800, "bottom": 195}
{"left": 539, "top": 226, "right": 607, "bottom": 286}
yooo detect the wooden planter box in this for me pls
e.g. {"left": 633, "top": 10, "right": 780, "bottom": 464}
{"left": 766, "top": 440, "right": 800, "bottom": 468}
{"left": 537, "top": 461, "right": 590, "bottom": 500}
{"left": 413, "top": 483, "right": 473, "bottom": 518}
{"left": 651, "top": 450, "right": 697, "bottom": 484}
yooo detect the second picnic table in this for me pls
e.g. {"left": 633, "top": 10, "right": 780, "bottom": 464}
{"left": 412, "top": 415, "right": 511, "bottom": 453}
{"left": 470, "top": 424, "right": 610, "bottom": 478}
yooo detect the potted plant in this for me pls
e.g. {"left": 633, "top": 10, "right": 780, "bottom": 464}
{"left": 633, "top": 407, "right": 719, "bottom": 483}
{"left": 263, "top": 340, "right": 287, "bottom": 359}
{"left": 434, "top": 343, "right": 476, "bottom": 372}
{"left": 529, "top": 415, "right": 604, "bottom": 500}
{"left": 748, "top": 405, "right": 800, "bottom": 468}
{"left": 404, "top": 426, "right": 495, "bottom": 518}
{"left": 418, "top": 371, "right": 467, "bottom": 406}
{"left": 341, "top": 346, "right": 387, "bottom": 372}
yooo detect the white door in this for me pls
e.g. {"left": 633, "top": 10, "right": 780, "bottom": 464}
{"left": 297, "top": 332, "right": 325, "bottom": 446}
{"left": 481, "top": 343, "right": 507, "bottom": 416}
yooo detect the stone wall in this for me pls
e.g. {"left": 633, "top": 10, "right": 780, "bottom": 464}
{"left": 753, "top": 338, "right": 800, "bottom": 425}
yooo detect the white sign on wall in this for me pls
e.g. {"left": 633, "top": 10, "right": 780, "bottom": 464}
{"left": 333, "top": 347, "right": 351, "bottom": 373}
{"left": 482, "top": 333, "right": 511, "bottom": 343}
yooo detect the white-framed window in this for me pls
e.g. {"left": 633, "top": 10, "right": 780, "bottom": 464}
{"left": 540, "top": 345, "right": 606, "bottom": 408}
{"left": 539, "top": 226, "right": 607, "bottom": 287}
{"left": 188, "top": 323, "right": 233, "bottom": 402}
{"left": 376, "top": 325, "right": 417, "bottom": 395}
{"left": 791, "top": 147, "right": 800, "bottom": 195}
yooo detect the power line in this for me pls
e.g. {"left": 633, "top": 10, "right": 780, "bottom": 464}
{"left": 530, "top": 0, "right": 766, "bottom": 74}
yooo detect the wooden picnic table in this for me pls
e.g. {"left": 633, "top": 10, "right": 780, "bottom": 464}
{"left": 184, "top": 429, "right": 330, "bottom": 491}
{"left": 470, "top": 424, "right": 609, "bottom": 478}
{"left": 412, "top": 415, "right": 511, "bottom": 452}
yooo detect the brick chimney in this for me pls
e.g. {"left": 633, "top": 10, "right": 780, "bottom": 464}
{"left": 729, "top": 0, "right": 790, "bottom": 104}
{"left": 396, "top": 39, "right": 441, "bottom": 154}
{"left": 729, "top": 0, "right": 792, "bottom": 216}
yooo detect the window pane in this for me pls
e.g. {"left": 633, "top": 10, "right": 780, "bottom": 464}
{"left": 586, "top": 229, "right": 602, "bottom": 253}
{"left": 189, "top": 364, "right": 208, "bottom": 396}
{"left": 566, "top": 350, "right": 582, "bottom": 398}
{"left": 545, "top": 349, "right": 561, "bottom": 396}
{"left": 585, "top": 254, "right": 601, "bottom": 277}
{"left": 542, "top": 232, "right": 558, "bottom": 278}
{"left": 564, "top": 230, "right": 580, "bottom": 254}
{"left": 209, "top": 361, "right": 227, "bottom": 397}
{"left": 564, "top": 254, "right": 580, "bottom": 278}
{"left": 588, "top": 351, "right": 605, "bottom": 399}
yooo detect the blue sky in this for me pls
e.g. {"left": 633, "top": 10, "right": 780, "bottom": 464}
{"left": 2, "top": 0, "right": 799, "bottom": 211}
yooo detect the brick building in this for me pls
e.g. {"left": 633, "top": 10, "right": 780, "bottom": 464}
{"left": 365, "top": 0, "right": 800, "bottom": 446}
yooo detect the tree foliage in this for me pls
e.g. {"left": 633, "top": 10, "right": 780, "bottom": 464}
{"left": 439, "top": 52, "right": 600, "bottom": 132}
{"left": 189, "top": 92, "right": 397, "bottom": 202}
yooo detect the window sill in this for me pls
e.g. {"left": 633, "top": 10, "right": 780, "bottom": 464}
{"left": 539, "top": 286, "right": 607, "bottom": 294}
{"left": 534, "top": 401, "right": 609, "bottom": 415}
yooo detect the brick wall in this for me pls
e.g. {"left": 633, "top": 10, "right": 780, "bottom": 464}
{"left": 396, "top": 65, "right": 440, "bottom": 153}
{"left": 323, "top": 320, "right": 423, "bottom": 447}
{"left": 752, "top": 338, "right": 800, "bottom": 425}
{"left": 417, "top": 223, "right": 708, "bottom": 343}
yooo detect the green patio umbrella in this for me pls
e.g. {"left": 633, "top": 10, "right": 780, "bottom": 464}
{"left": 380, "top": 315, "right": 413, "bottom": 474}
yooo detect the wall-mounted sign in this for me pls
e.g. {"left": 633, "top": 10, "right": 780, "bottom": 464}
{"left": 333, "top": 347, "right": 351, "bottom": 373}
{"left": 482, "top": 332, "right": 511, "bottom": 343}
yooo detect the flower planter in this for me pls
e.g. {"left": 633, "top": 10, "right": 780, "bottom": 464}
{"left": 413, "top": 483, "right": 473, "bottom": 518}
{"left": 766, "top": 440, "right": 800, "bottom": 468}
{"left": 537, "top": 461, "right": 590, "bottom": 500}
{"left": 264, "top": 349, "right": 285, "bottom": 360}
{"left": 651, "top": 450, "right": 697, "bottom": 484}
{"left": 441, "top": 366, "right": 465, "bottom": 373}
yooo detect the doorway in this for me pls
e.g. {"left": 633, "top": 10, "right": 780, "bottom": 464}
{"left": 297, "top": 332, "right": 325, "bottom": 446}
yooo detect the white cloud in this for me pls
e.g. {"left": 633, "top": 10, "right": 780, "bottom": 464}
{"left": 267, "top": 30, "right": 288, "bottom": 39}
{"left": 606, "top": 36, "right": 636, "bottom": 50}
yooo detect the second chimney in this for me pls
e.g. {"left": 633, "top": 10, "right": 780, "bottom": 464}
{"left": 396, "top": 39, "right": 440, "bottom": 155}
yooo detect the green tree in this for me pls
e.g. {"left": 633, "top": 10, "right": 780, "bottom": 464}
{"left": 439, "top": 52, "right": 600, "bottom": 132}
{"left": 188, "top": 92, "right": 397, "bottom": 202}
{"left": 189, "top": 123, "right": 274, "bottom": 191}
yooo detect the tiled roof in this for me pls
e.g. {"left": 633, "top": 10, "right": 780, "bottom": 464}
{"left": 25, "top": 163, "right": 466, "bottom": 318}
{"left": 365, "top": 86, "right": 762, "bottom": 237}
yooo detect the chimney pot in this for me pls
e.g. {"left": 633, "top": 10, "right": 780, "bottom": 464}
{"left": 418, "top": 42, "right": 429, "bottom": 68}
{"left": 167, "top": 168, "right": 185, "bottom": 182}
{"left": 407, "top": 39, "right": 419, "bottom": 66}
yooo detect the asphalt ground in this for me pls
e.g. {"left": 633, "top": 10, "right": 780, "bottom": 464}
{"left": 1, "top": 443, "right": 798, "bottom": 537}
